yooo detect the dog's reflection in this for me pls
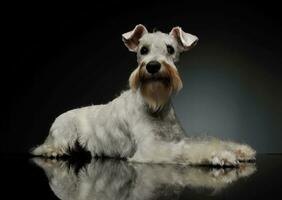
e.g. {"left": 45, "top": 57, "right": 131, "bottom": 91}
{"left": 32, "top": 158, "right": 256, "bottom": 200}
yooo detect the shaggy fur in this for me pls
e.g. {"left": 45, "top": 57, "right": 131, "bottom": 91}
{"left": 31, "top": 24, "right": 256, "bottom": 166}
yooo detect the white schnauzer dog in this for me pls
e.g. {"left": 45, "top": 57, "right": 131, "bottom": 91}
{"left": 32, "top": 24, "right": 256, "bottom": 166}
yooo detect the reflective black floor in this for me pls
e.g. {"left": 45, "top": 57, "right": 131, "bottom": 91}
{"left": 1, "top": 154, "right": 281, "bottom": 199}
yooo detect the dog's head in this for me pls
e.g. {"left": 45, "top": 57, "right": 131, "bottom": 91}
{"left": 122, "top": 24, "right": 198, "bottom": 112}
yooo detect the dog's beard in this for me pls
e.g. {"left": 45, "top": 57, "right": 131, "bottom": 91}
{"left": 141, "top": 78, "right": 172, "bottom": 112}
{"left": 129, "top": 61, "right": 183, "bottom": 113}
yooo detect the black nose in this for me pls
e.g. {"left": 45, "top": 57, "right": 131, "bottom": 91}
{"left": 146, "top": 61, "right": 161, "bottom": 74}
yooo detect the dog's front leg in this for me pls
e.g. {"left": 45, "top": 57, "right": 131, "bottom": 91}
{"left": 177, "top": 139, "right": 241, "bottom": 166}
{"left": 129, "top": 138, "right": 255, "bottom": 166}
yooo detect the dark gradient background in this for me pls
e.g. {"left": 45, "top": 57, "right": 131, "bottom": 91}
{"left": 8, "top": 2, "right": 282, "bottom": 154}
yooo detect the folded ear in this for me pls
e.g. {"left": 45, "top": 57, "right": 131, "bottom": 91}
{"left": 169, "top": 26, "right": 199, "bottom": 52}
{"left": 122, "top": 24, "right": 148, "bottom": 52}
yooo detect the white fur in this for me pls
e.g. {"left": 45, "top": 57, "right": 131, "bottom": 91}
{"left": 31, "top": 89, "right": 255, "bottom": 165}
{"left": 31, "top": 25, "right": 256, "bottom": 166}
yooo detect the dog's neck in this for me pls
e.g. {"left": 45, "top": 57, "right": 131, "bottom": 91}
{"left": 134, "top": 88, "right": 173, "bottom": 118}
{"left": 146, "top": 101, "right": 172, "bottom": 118}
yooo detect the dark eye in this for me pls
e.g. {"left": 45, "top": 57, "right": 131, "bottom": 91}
{"left": 140, "top": 46, "right": 149, "bottom": 55}
{"left": 167, "top": 45, "right": 175, "bottom": 55}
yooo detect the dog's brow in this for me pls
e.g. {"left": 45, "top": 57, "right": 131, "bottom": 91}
{"left": 153, "top": 27, "right": 159, "bottom": 32}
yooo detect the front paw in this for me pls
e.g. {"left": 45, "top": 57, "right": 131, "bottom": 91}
{"left": 210, "top": 150, "right": 239, "bottom": 167}
{"left": 234, "top": 145, "right": 256, "bottom": 162}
